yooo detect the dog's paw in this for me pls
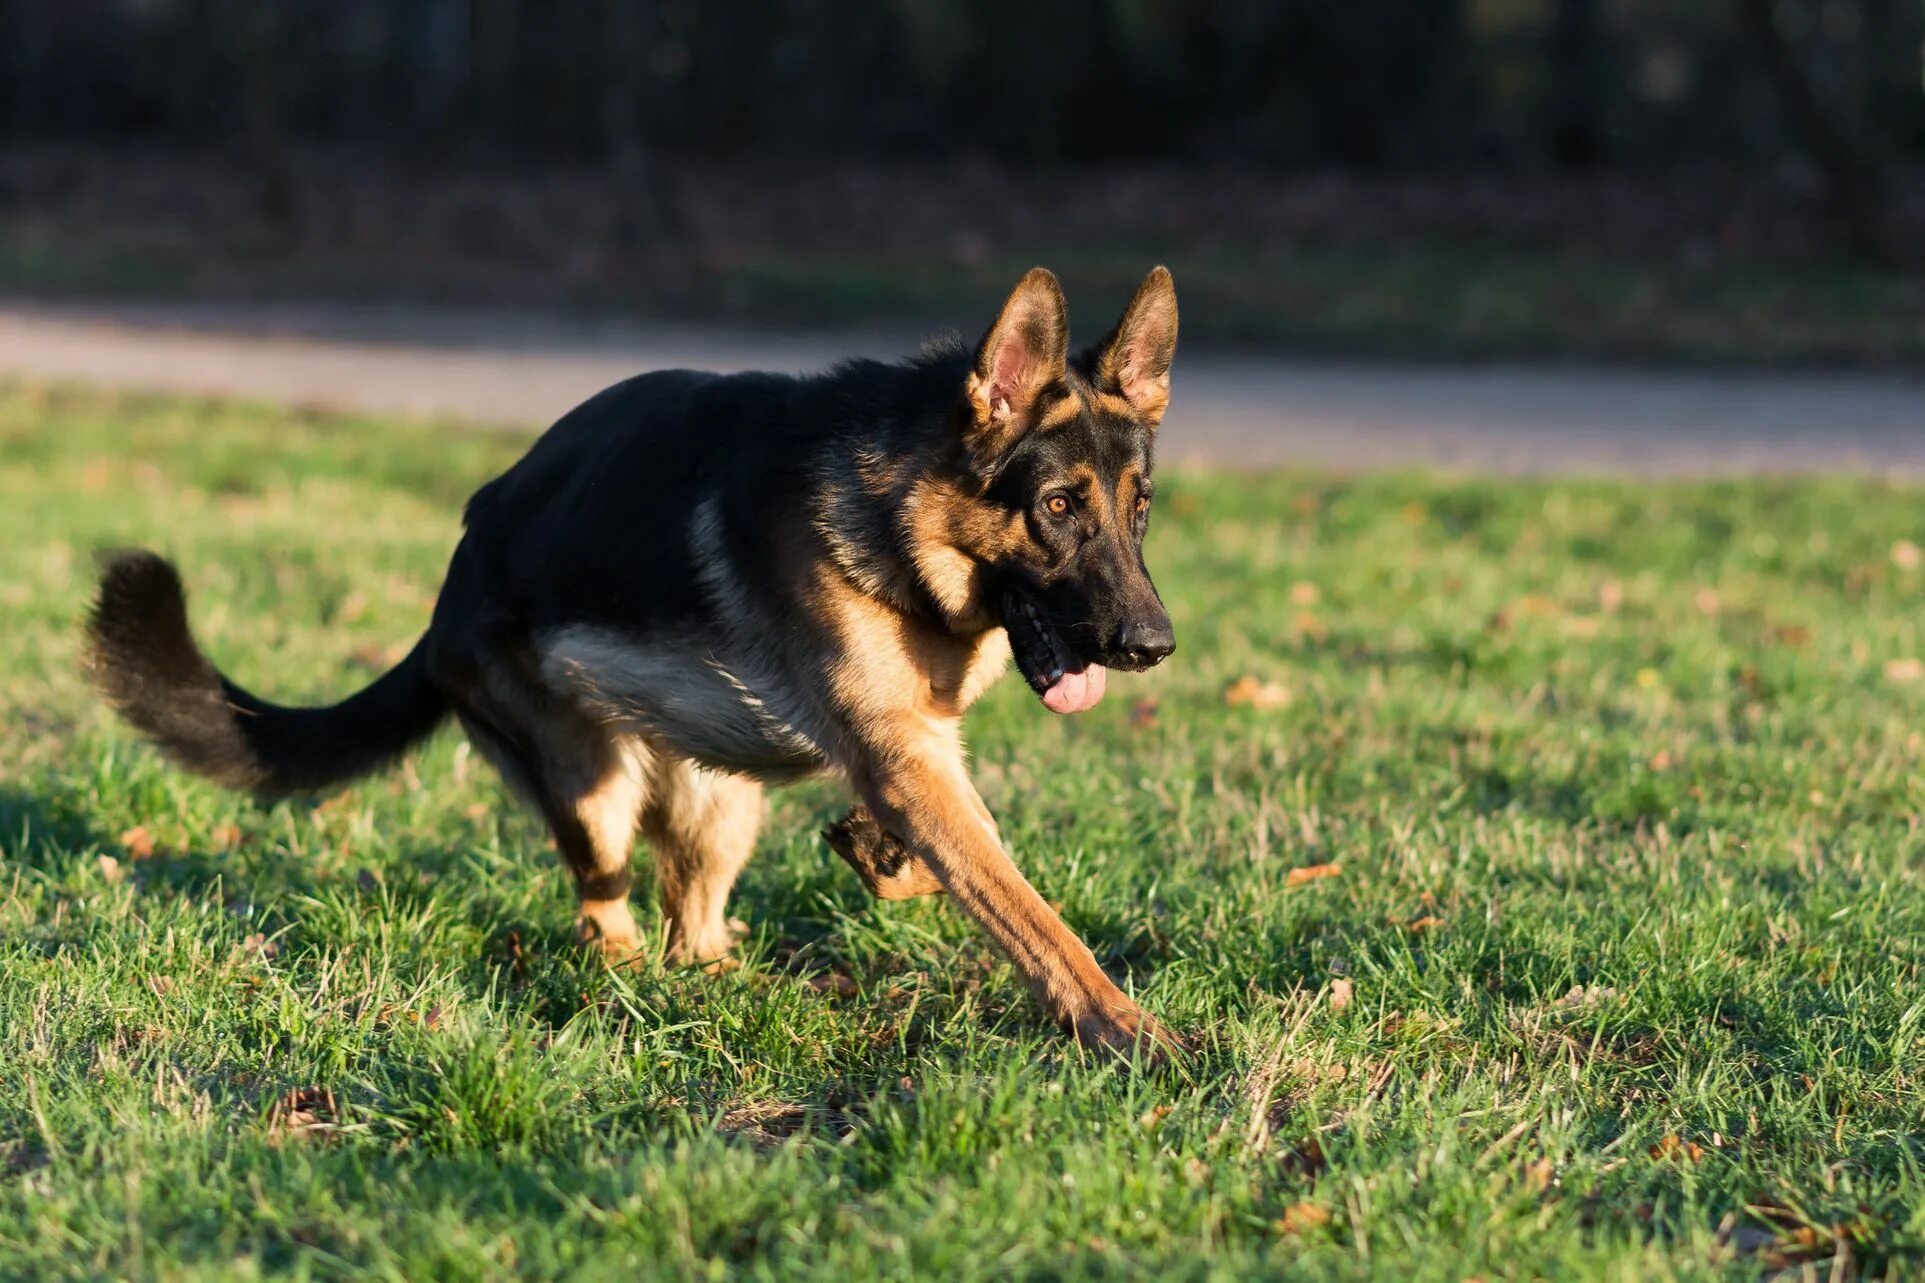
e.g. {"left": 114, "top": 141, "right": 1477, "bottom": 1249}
{"left": 824, "top": 806, "right": 945, "bottom": 901}
{"left": 575, "top": 901, "right": 645, "bottom": 970}
{"left": 1073, "top": 1002, "right": 1188, "bottom": 1068}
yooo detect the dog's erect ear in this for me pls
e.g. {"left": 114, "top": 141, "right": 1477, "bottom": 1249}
{"left": 963, "top": 267, "right": 1069, "bottom": 475}
{"left": 1090, "top": 266, "right": 1178, "bottom": 426}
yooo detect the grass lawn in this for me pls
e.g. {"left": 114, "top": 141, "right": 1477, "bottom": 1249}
{"left": 2, "top": 382, "right": 1922, "bottom": 1280}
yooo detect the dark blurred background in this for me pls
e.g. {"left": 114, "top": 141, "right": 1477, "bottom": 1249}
{"left": 2, "top": 0, "right": 1922, "bottom": 364}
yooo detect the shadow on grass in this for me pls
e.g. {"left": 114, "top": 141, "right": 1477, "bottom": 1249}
{"left": 0, "top": 786, "right": 110, "bottom": 865}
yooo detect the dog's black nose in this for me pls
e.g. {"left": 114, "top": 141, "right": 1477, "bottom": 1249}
{"left": 1115, "top": 616, "right": 1176, "bottom": 669}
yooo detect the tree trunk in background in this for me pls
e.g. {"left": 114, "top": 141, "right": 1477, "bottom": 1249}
{"left": 1737, "top": 0, "right": 1903, "bottom": 264}
{"left": 603, "top": 0, "right": 681, "bottom": 246}
{"left": 1550, "top": 0, "right": 1601, "bottom": 169}
{"left": 226, "top": 0, "right": 299, "bottom": 235}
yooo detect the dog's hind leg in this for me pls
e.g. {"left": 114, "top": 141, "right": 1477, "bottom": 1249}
{"left": 642, "top": 756, "right": 763, "bottom": 968}
{"left": 455, "top": 699, "right": 651, "bottom": 964}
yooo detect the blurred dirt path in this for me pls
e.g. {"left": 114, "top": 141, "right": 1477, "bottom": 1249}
{"left": 2, "top": 299, "right": 1920, "bottom": 474}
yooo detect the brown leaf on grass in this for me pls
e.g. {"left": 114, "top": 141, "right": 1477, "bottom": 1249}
{"left": 1407, "top": 916, "right": 1446, "bottom": 933}
{"left": 1278, "top": 1203, "right": 1332, "bottom": 1235}
{"left": 716, "top": 1100, "right": 851, "bottom": 1147}
{"left": 1693, "top": 587, "right": 1723, "bottom": 616}
{"left": 1770, "top": 624, "right": 1812, "bottom": 648}
{"left": 1286, "top": 862, "right": 1341, "bottom": 888}
{"left": 268, "top": 1087, "right": 338, "bottom": 1144}
{"left": 1515, "top": 594, "right": 1563, "bottom": 619}
{"left": 239, "top": 933, "right": 279, "bottom": 961}
{"left": 209, "top": 823, "right": 244, "bottom": 850}
{"left": 1328, "top": 978, "right": 1354, "bottom": 1011}
{"left": 1550, "top": 984, "right": 1619, "bottom": 1012}
{"left": 1884, "top": 657, "right": 1924, "bottom": 684}
{"left": 347, "top": 642, "right": 409, "bottom": 672}
{"left": 119, "top": 825, "right": 156, "bottom": 860}
{"left": 97, "top": 855, "right": 124, "bottom": 884}
{"left": 1279, "top": 1135, "right": 1328, "bottom": 1179}
{"left": 148, "top": 975, "right": 176, "bottom": 996}
{"left": 806, "top": 971, "right": 859, "bottom": 1000}
{"left": 1138, "top": 1105, "right": 1172, "bottom": 1131}
{"left": 1892, "top": 539, "right": 1922, "bottom": 569}
{"left": 1224, "top": 675, "right": 1290, "bottom": 711}
{"left": 1648, "top": 750, "right": 1674, "bottom": 771}
{"left": 1596, "top": 579, "right": 1624, "bottom": 613}
{"left": 1523, "top": 1158, "right": 1556, "bottom": 1192}
{"left": 1289, "top": 581, "right": 1320, "bottom": 606}
{"left": 1128, "top": 698, "right": 1160, "bottom": 730}
{"left": 1649, "top": 1133, "right": 1705, "bottom": 1163}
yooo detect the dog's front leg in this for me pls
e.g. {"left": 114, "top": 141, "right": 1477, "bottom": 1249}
{"left": 853, "top": 743, "right": 1178, "bottom": 1059}
{"left": 824, "top": 805, "right": 945, "bottom": 900}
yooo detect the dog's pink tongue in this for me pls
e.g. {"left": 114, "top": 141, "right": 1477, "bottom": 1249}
{"left": 1041, "top": 664, "right": 1108, "bottom": 715}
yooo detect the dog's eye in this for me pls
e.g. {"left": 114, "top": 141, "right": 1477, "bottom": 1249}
{"left": 1045, "top": 494, "right": 1072, "bottom": 517}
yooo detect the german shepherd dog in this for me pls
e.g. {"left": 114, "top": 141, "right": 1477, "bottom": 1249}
{"left": 88, "top": 267, "right": 1183, "bottom": 1057}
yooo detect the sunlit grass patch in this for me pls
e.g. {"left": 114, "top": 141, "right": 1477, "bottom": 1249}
{"left": 2, "top": 381, "right": 1922, "bottom": 1279}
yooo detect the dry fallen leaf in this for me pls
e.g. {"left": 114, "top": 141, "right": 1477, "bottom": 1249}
{"left": 1884, "top": 658, "right": 1924, "bottom": 684}
{"left": 1286, "top": 862, "right": 1341, "bottom": 887}
{"left": 1408, "top": 916, "right": 1446, "bottom": 933}
{"left": 1289, "top": 581, "right": 1320, "bottom": 606}
{"left": 268, "top": 1087, "right": 338, "bottom": 1144}
{"left": 1550, "top": 984, "right": 1619, "bottom": 1012}
{"left": 1596, "top": 579, "right": 1624, "bottom": 613}
{"left": 119, "top": 825, "right": 156, "bottom": 860}
{"left": 1650, "top": 1133, "right": 1705, "bottom": 1163}
{"left": 1892, "top": 539, "right": 1921, "bottom": 569}
{"left": 1224, "top": 676, "right": 1291, "bottom": 711}
{"left": 1328, "top": 977, "right": 1354, "bottom": 1011}
{"left": 1649, "top": 750, "right": 1674, "bottom": 771}
{"left": 148, "top": 975, "right": 176, "bottom": 997}
{"left": 209, "top": 823, "right": 244, "bottom": 850}
{"left": 1278, "top": 1203, "right": 1332, "bottom": 1235}
{"left": 807, "top": 971, "right": 859, "bottom": 999}
{"left": 347, "top": 642, "right": 409, "bottom": 671}
{"left": 1515, "top": 594, "right": 1563, "bottom": 619}
{"left": 1693, "top": 587, "right": 1723, "bottom": 616}
{"left": 97, "top": 855, "right": 124, "bottom": 884}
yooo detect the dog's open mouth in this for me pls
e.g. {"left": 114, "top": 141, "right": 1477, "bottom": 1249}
{"left": 1003, "top": 590, "right": 1107, "bottom": 715}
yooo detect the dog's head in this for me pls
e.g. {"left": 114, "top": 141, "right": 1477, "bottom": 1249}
{"left": 944, "top": 267, "right": 1179, "bottom": 714}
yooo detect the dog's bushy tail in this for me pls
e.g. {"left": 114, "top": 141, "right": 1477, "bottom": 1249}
{"left": 87, "top": 550, "right": 448, "bottom": 796}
